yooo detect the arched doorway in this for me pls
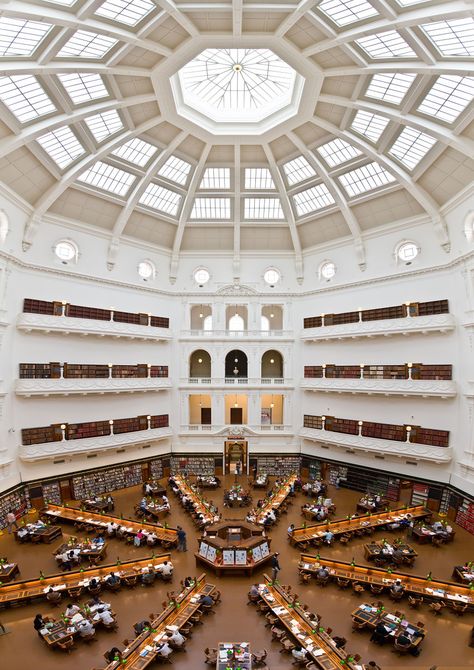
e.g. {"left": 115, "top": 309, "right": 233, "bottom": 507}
{"left": 189, "top": 349, "right": 212, "bottom": 378}
{"left": 225, "top": 350, "right": 248, "bottom": 378}
{"left": 261, "top": 350, "right": 283, "bottom": 378}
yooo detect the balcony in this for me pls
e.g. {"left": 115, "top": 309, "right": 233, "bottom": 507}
{"left": 179, "top": 329, "right": 293, "bottom": 341}
{"left": 15, "top": 377, "right": 172, "bottom": 397}
{"left": 17, "top": 313, "right": 171, "bottom": 341}
{"left": 300, "top": 427, "right": 452, "bottom": 464}
{"left": 19, "top": 426, "right": 172, "bottom": 462}
{"left": 300, "top": 377, "right": 456, "bottom": 398}
{"left": 180, "top": 377, "right": 294, "bottom": 389}
{"left": 179, "top": 424, "right": 293, "bottom": 435}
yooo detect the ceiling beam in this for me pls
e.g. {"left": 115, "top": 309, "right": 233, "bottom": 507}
{"left": 233, "top": 144, "right": 241, "bottom": 283}
{"left": 156, "top": 0, "right": 199, "bottom": 36}
{"left": 0, "top": 62, "right": 150, "bottom": 77}
{"left": 274, "top": 0, "right": 323, "bottom": 37}
{"left": 323, "top": 62, "right": 474, "bottom": 77}
{"left": 233, "top": 0, "right": 243, "bottom": 36}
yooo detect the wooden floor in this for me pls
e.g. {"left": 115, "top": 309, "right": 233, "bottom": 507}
{"left": 0, "top": 475, "right": 473, "bottom": 669}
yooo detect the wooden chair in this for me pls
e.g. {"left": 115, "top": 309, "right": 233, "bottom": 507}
{"left": 408, "top": 595, "right": 423, "bottom": 609}
{"left": 336, "top": 577, "right": 350, "bottom": 589}
{"left": 352, "top": 582, "right": 365, "bottom": 595}
{"left": 124, "top": 575, "right": 138, "bottom": 587}
{"left": 56, "top": 637, "right": 75, "bottom": 653}
{"left": 451, "top": 602, "right": 468, "bottom": 616}
{"left": 247, "top": 592, "right": 260, "bottom": 605}
{"left": 392, "top": 637, "right": 411, "bottom": 655}
{"left": 204, "top": 648, "right": 217, "bottom": 665}
{"left": 212, "top": 590, "right": 221, "bottom": 605}
{"left": 389, "top": 589, "right": 404, "bottom": 601}
{"left": 432, "top": 535, "right": 445, "bottom": 548}
{"left": 279, "top": 636, "right": 295, "bottom": 653}
{"left": 299, "top": 572, "right": 311, "bottom": 584}
{"left": 67, "top": 586, "right": 83, "bottom": 599}
{"left": 252, "top": 649, "right": 268, "bottom": 666}
{"left": 352, "top": 619, "right": 366, "bottom": 632}
{"left": 370, "top": 584, "right": 384, "bottom": 595}
{"left": 429, "top": 601, "right": 445, "bottom": 615}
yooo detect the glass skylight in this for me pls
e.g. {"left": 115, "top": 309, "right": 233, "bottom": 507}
{"left": 57, "top": 30, "right": 117, "bottom": 59}
{"left": 58, "top": 73, "right": 108, "bottom": 105}
{"left": 43, "top": 0, "right": 78, "bottom": 5}
{"left": 318, "top": 0, "right": 378, "bottom": 27}
{"left": 244, "top": 168, "right": 275, "bottom": 190}
{"left": 365, "top": 72, "right": 416, "bottom": 105}
{"left": 417, "top": 75, "right": 474, "bottom": 123}
{"left": 339, "top": 162, "right": 396, "bottom": 197}
{"left": 293, "top": 184, "right": 335, "bottom": 216}
{"left": 190, "top": 197, "right": 231, "bottom": 219}
{"left": 244, "top": 197, "right": 284, "bottom": 219}
{"left": 351, "top": 110, "right": 389, "bottom": 142}
{"left": 389, "top": 127, "right": 436, "bottom": 170}
{"left": 0, "top": 18, "right": 52, "bottom": 57}
{"left": 177, "top": 48, "right": 297, "bottom": 124}
{"left": 95, "top": 0, "right": 155, "bottom": 26}
{"left": 282, "top": 156, "right": 317, "bottom": 186}
{"left": 158, "top": 155, "right": 192, "bottom": 186}
{"left": 356, "top": 31, "right": 416, "bottom": 59}
{"left": 0, "top": 75, "right": 55, "bottom": 123}
{"left": 140, "top": 183, "right": 182, "bottom": 216}
{"left": 316, "top": 138, "right": 362, "bottom": 167}
{"left": 396, "top": 0, "right": 429, "bottom": 5}
{"left": 78, "top": 160, "right": 135, "bottom": 196}
{"left": 36, "top": 126, "right": 85, "bottom": 169}
{"left": 85, "top": 109, "right": 123, "bottom": 142}
{"left": 112, "top": 137, "right": 158, "bottom": 167}
{"left": 421, "top": 19, "right": 474, "bottom": 58}
{"left": 200, "top": 168, "right": 231, "bottom": 189}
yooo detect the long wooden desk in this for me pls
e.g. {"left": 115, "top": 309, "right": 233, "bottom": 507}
{"left": 53, "top": 539, "right": 107, "bottom": 563}
{"left": 363, "top": 541, "right": 417, "bottom": 564}
{"left": 14, "top": 524, "right": 63, "bottom": 544}
{"left": 351, "top": 603, "right": 424, "bottom": 648}
{"left": 412, "top": 525, "right": 455, "bottom": 544}
{"left": 172, "top": 475, "right": 219, "bottom": 525}
{"left": 452, "top": 564, "right": 474, "bottom": 584}
{"left": 290, "top": 505, "right": 431, "bottom": 547}
{"left": 102, "top": 572, "right": 215, "bottom": 670}
{"left": 255, "top": 474, "right": 296, "bottom": 525}
{"left": 298, "top": 554, "right": 474, "bottom": 610}
{"left": 0, "top": 553, "right": 171, "bottom": 608}
{"left": 41, "top": 503, "right": 178, "bottom": 547}
{"left": 0, "top": 562, "right": 20, "bottom": 583}
{"left": 257, "top": 574, "right": 360, "bottom": 670}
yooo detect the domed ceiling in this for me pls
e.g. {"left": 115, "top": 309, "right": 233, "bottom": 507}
{"left": 0, "top": 0, "right": 473, "bottom": 280}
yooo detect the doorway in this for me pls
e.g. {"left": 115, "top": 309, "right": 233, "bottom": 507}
{"left": 230, "top": 407, "right": 243, "bottom": 424}
{"left": 224, "top": 440, "right": 248, "bottom": 475}
{"left": 201, "top": 407, "right": 212, "bottom": 425}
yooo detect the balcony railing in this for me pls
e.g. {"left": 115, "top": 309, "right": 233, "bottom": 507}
{"left": 180, "top": 377, "right": 289, "bottom": 386}
{"left": 16, "top": 377, "right": 172, "bottom": 397}
{"left": 180, "top": 424, "right": 292, "bottom": 433}
{"left": 180, "top": 329, "right": 293, "bottom": 339}
{"left": 300, "top": 377, "right": 456, "bottom": 398}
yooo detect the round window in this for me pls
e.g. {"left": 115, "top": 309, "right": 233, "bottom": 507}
{"left": 397, "top": 242, "right": 419, "bottom": 263}
{"left": 194, "top": 268, "right": 210, "bottom": 285}
{"left": 138, "top": 260, "right": 155, "bottom": 280}
{"left": 54, "top": 240, "right": 77, "bottom": 263}
{"left": 263, "top": 268, "right": 280, "bottom": 286}
{"left": 320, "top": 261, "right": 336, "bottom": 280}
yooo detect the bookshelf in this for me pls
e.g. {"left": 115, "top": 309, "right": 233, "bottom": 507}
{"left": 256, "top": 456, "right": 300, "bottom": 476}
{"left": 0, "top": 486, "right": 31, "bottom": 529}
{"left": 23, "top": 298, "right": 170, "bottom": 329}
{"left": 362, "top": 421, "right": 406, "bottom": 442}
{"left": 64, "top": 364, "right": 109, "bottom": 379}
{"left": 304, "top": 366, "right": 323, "bottom": 378}
{"left": 71, "top": 464, "right": 143, "bottom": 499}
{"left": 66, "top": 420, "right": 111, "bottom": 440}
{"left": 409, "top": 426, "right": 449, "bottom": 448}
{"left": 113, "top": 416, "right": 147, "bottom": 434}
{"left": 150, "top": 366, "right": 168, "bottom": 378}
{"left": 42, "top": 481, "right": 62, "bottom": 504}
{"left": 303, "top": 299, "right": 449, "bottom": 328}
{"left": 303, "top": 363, "right": 452, "bottom": 381}
{"left": 170, "top": 456, "right": 215, "bottom": 476}
{"left": 149, "top": 459, "right": 164, "bottom": 479}
{"left": 303, "top": 415, "right": 323, "bottom": 430}
{"left": 325, "top": 416, "right": 358, "bottom": 435}
{"left": 327, "top": 365, "right": 360, "bottom": 379}
{"left": 455, "top": 500, "right": 474, "bottom": 534}
{"left": 150, "top": 414, "right": 169, "bottom": 429}
{"left": 21, "top": 424, "right": 63, "bottom": 446}
{"left": 19, "top": 363, "right": 61, "bottom": 379}
{"left": 19, "top": 363, "right": 169, "bottom": 379}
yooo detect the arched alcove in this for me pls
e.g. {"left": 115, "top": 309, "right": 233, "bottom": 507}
{"left": 189, "top": 349, "right": 212, "bottom": 378}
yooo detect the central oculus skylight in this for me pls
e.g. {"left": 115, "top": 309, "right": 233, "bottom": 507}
{"left": 172, "top": 48, "right": 304, "bottom": 134}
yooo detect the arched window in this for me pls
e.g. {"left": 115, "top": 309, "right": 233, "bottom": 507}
{"left": 0, "top": 210, "right": 9, "bottom": 243}
{"left": 203, "top": 315, "right": 213, "bottom": 331}
{"left": 229, "top": 314, "right": 244, "bottom": 331}
{"left": 261, "top": 315, "right": 270, "bottom": 332}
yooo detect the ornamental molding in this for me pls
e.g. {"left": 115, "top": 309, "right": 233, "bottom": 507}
{"left": 301, "top": 313, "right": 455, "bottom": 341}
{"left": 300, "top": 427, "right": 452, "bottom": 464}
{"left": 16, "top": 313, "right": 171, "bottom": 341}
{"left": 216, "top": 284, "right": 258, "bottom": 296}
{"left": 19, "top": 427, "right": 173, "bottom": 462}
{"left": 300, "top": 378, "right": 456, "bottom": 398}
{"left": 15, "top": 377, "right": 172, "bottom": 397}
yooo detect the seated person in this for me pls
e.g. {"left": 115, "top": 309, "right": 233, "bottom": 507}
{"left": 159, "top": 561, "right": 173, "bottom": 578}
{"left": 33, "top": 614, "right": 46, "bottom": 636}
{"left": 332, "top": 636, "right": 347, "bottom": 649}
{"left": 370, "top": 622, "right": 391, "bottom": 645}
{"left": 87, "top": 577, "right": 101, "bottom": 593}
{"left": 183, "top": 576, "right": 194, "bottom": 588}
{"left": 105, "top": 572, "right": 120, "bottom": 587}
{"left": 323, "top": 530, "right": 334, "bottom": 544}
{"left": 141, "top": 568, "right": 155, "bottom": 585}
{"left": 146, "top": 532, "right": 158, "bottom": 546}
{"left": 317, "top": 567, "right": 329, "bottom": 580}
{"left": 76, "top": 618, "right": 95, "bottom": 637}
{"left": 139, "top": 497, "right": 148, "bottom": 511}
{"left": 105, "top": 647, "right": 123, "bottom": 663}
{"left": 144, "top": 482, "right": 154, "bottom": 496}
{"left": 106, "top": 521, "right": 116, "bottom": 536}
{"left": 167, "top": 629, "right": 185, "bottom": 648}
{"left": 155, "top": 641, "right": 173, "bottom": 658}
{"left": 263, "top": 515, "right": 272, "bottom": 528}
{"left": 93, "top": 607, "right": 115, "bottom": 625}
{"left": 199, "top": 594, "right": 214, "bottom": 607}
{"left": 292, "top": 645, "right": 308, "bottom": 661}
{"left": 46, "top": 587, "right": 62, "bottom": 603}
{"left": 249, "top": 583, "right": 259, "bottom": 597}
{"left": 64, "top": 603, "right": 81, "bottom": 618}
{"left": 134, "top": 530, "right": 145, "bottom": 547}
{"left": 395, "top": 631, "right": 413, "bottom": 650}
{"left": 17, "top": 527, "right": 29, "bottom": 541}
{"left": 390, "top": 579, "right": 405, "bottom": 595}
{"left": 134, "top": 620, "right": 150, "bottom": 636}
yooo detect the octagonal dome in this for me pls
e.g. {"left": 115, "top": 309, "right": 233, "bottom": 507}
{"left": 171, "top": 48, "right": 305, "bottom": 134}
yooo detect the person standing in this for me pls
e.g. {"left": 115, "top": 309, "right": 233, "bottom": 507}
{"left": 271, "top": 552, "right": 281, "bottom": 584}
{"left": 5, "top": 510, "right": 18, "bottom": 534}
{"left": 177, "top": 526, "right": 187, "bottom": 552}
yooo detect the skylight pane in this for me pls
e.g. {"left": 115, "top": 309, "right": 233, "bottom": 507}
{"left": 417, "top": 75, "right": 474, "bottom": 123}
{"left": 318, "top": 0, "right": 378, "bottom": 27}
{"left": 389, "top": 127, "right": 437, "bottom": 170}
{"left": 112, "top": 137, "right": 158, "bottom": 167}
{"left": 351, "top": 110, "right": 389, "bottom": 142}
{"left": 293, "top": 184, "right": 335, "bottom": 216}
{"left": 244, "top": 198, "right": 284, "bottom": 219}
{"left": 200, "top": 168, "right": 231, "bottom": 189}
{"left": 78, "top": 160, "right": 135, "bottom": 196}
{"left": 36, "top": 126, "right": 85, "bottom": 169}
{"left": 245, "top": 168, "right": 275, "bottom": 190}
{"left": 356, "top": 30, "right": 416, "bottom": 58}
{"left": 191, "top": 198, "right": 231, "bottom": 219}
{"left": 421, "top": 19, "right": 474, "bottom": 58}
{"left": 0, "top": 18, "right": 52, "bottom": 57}
{"left": 43, "top": 0, "right": 78, "bottom": 5}
{"left": 158, "top": 155, "right": 192, "bottom": 185}
{"left": 365, "top": 72, "right": 416, "bottom": 105}
{"left": 0, "top": 75, "right": 55, "bottom": 123}
{"left": 85, "top": 109, "right": 123, "bottom": 142}
{"left": 140, "top": 183, "right": 182, "bottom": 216}
{"left": 396, "top": 0, "right": 428, "bottom": 5}
{"left": 57, "top": 30, "right": 117, "bottom": 59}
{"left": 58, "top": 73, "right": 108, "bottom": 104}
{"left": 316, "top": 138, "right": 362, "bottom": 167}
{"left": 95, "top": 0, "right": 155, "bottom": 26}
{"left": 339, "top": 162, "right": 396, "bottom": 197}
{"left": 283, "top": 156, "right": 316, "bottom": 186}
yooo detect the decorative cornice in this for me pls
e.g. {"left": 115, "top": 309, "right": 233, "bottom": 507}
{"left": 15, "top": 377, "right": 172, "bottom": 397}
{"left": 300, "top": 378, "right": 456, "bottom": 398}
{"left": 301, "top": 313, "right": 455, "bottom": 341}
{"left": 16, "top": 313, "right": 172, "bottom": 341}
{"left": 179, "top": 329, "right": 294, "bottom": 341}
{"left": 300, "top": 428, "right": 452, "bottom": 464}
{"left": 19, "top": 427, "right": 173, "bottom": 462}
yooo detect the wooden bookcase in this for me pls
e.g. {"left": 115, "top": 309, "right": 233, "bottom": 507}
{"left": 0, "top": 486, "right": 31, "bottom": 529}
{"left": 303, "top": 415, "right": 323, "bottom": 430}
{"left": 21, "top": 424, "right": 63, "bottom": 446}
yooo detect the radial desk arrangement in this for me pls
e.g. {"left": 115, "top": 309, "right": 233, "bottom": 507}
{"left": 172, "top": 474, "right": 219, "bottom": 525}
{"left": 255, "top": 474, "right": 297, "bottom": 525}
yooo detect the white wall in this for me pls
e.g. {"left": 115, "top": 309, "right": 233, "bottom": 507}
{"left": 0, "top": 185, "right": 472, "bottom": 496}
